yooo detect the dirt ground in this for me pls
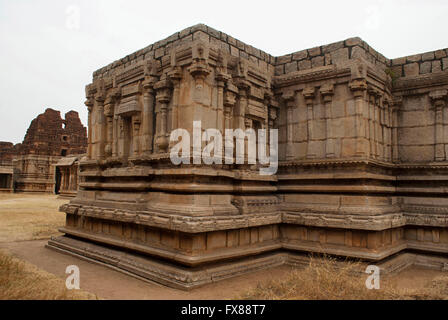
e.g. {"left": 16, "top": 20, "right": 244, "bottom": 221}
{"left": 0, "top": 193, "right": 446, "bottom": 299}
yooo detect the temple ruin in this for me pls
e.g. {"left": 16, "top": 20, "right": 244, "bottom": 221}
{"left": 0, "top": 108, "right": 87, "bottom": 194}
{"left": 47, "top": 24, "right": 448, "bottom": 289}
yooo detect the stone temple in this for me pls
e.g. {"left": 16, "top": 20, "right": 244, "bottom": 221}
{"left": 47, "top": 24, "right": 448, "bottom": 289}
{"left": 0, "top": 108, "right": 87, "bottom": 194}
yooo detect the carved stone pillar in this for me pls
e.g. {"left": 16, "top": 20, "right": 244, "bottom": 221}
{"left": 282, "top": 91, "right": 296, "bottom": 160}
{"left": 154, "top": 77, "right": 172, "bottom": 153}
{"left": 60, "top": 168, "right": 65, "bottom": 193}
{"left": 383, "top": 98, "right": 391, "bottom": 162}
{"left": 112, "top": 113, "right": 119, "bottom": 158}
{"left": 104, "top": 96, "right": 114, "bottom": 157}
{"left": 168, "top": 67, "right": 182, "bottom": 137}
{"left": 118, "top": 117, "right": 125, "bottom": 158}
{"left": 367, "top": 88, "right": 375, "bottom": 159}
{"left": 142, "top": 80, "right": 156, "bottom": 154}
{"left": 94, "top": 94, "right": 106, "bottom": 159}
{"left": 224, "top": 83, "right": 237, "bottom": 131}
{"left": 235, "top": 82, "right": 249, "bottom": 131}
{"left": 303, "top": 87, "right": 316, "bottom": 159}
{"left": 391, "top": 98, "right": 401, "bottom": 163}
{"left": 216, "top": 72, "right": 230, "bottom": 133}
{"left": 132, "top": 115, "right": 141, "bottom": 156}
{"left": 320, "top": 84, "right": 335, "bottom": 158}
{"left": 349, "top": 78, "right": 368, "bottom": 157}
{"left": 84, "top": 97, "right": 94, "bottom": 159}
{"left": 375, "top": 93, "right": 382, "bottom": 159}
{"left": 430, "top": 89, "right": 447, "bottom": 161}
{"left": 268, "top": 102, "right": 278, "bottom": 154}
{"left": 379, "top": 99, "right": 384, "bottom": 161}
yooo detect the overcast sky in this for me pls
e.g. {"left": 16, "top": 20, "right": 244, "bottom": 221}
{"left": 0, "top": 0, "right": 447, "bottom": 144}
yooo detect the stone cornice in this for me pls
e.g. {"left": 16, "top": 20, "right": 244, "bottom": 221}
{"left": 393, "top": 71, "right": 448, "bottom": 93}
{"left": 274, "top": 66, "right": 351, "bottom": 88}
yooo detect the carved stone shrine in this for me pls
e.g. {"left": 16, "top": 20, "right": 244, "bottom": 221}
{"left": 48, "top": 24, "right": 448, "bottom": 289}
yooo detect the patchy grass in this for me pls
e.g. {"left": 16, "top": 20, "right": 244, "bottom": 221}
{"left": 0, "top": 194, "right": 67, "bottom": 242}
{"left": 0, "top": 249, "right": 98, "bottom": 300}
{"left": 239, "top": 256, "right": 448, "bottom": 300}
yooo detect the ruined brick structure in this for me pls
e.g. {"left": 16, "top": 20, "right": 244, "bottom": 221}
{"left": 19, "top": 108, "right": 87, "bottom": 156}
{"left": 48, "top": 24, "right": 448, "bottom": 289}
{"left": 0, "top": 108, "right": 87, "bottom": 193}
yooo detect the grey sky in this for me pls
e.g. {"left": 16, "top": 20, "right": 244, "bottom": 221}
{"left": 0, "top": 0, "right": 447, "bottom": 144}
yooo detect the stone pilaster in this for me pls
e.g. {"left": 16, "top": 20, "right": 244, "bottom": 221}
{"left": 303, "top": 87, "right": 316, "bottom": 159}
{"left": 132, "top": 115, "right": 141, "bottom": 156}
{"left": 430, "top": 89, "right": 447, "bottom": 161}
{"left": 383, "top": 97, "right": 392, "bottom": 162}
{"left": 367, "top": 88, "right": 375, "bottom": 159}
{"left": 391, "top": 97, "right": 402, "bottom": 163}
{"left": 282, "top": 91, "right": 296, "bottom": 160}
{"left": 154, "top": 76, "right": 172, "bottom": 153}
{"left": 84, "top": 97, "right": 94, "bottom": 159}
{"left": 349, "top": 79, "right": 367, "bottom": 157}
{"left": 374, "top": 91, "right": 382, "bottom": 159}
{"left": 320, "top": 84, "right": 335, "bottom": 158}
{"left": 103, "top": 95, "right": 115, "bottom": 157}
{"left": 168, "top": 67, "right": 182, "bottom": 135}
{"left": 141, "top": 80, "right": 156, "bottom": 155}
{"left": 224, "top": 82, "right": 237, "bottom": 131}
{"left": 235, "top": 80, "right": 250, "bottom": 131}
{"left": 216, "top": 72, "right": 231, "bottom": 133}
{"left": 94, "top": 93, "right": 106, "bottom": 159}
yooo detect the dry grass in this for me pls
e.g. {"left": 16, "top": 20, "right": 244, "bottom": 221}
{"left": 0, "top": 249, "right": 98, "bottom": 300}
{"left": 0, "top": 194, "right": 68, "bottom": 242}
{"left": 239, "top": 255, "right": 448, "bottom": 300}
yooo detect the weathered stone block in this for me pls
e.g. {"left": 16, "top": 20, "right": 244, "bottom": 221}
{"left": 274, "top": 64, "right": 285, "bottom": 75}
{"left": 277, "top": 55, "right": 291, "bottom": 64}
{"left": 432, "top": 60, "right": 442, "bottom": 72}
{"left": 406, "top": 54, "right": 421, "bottom": 63}
{"left": 391, "top": 57, "right": 406, "bottom": 66}
{"left": 341, "top": 138, "right": 356, "bottom": 157}
{"left": 322, "top": 41, "right": 344, "bottom": 54}
{"left": 345, "top": 37, "right": 362, "bottom": 47}
{"left": 308, "top": 46, "right": 321, "bottom": 57}
{"left": 399, "top": 145, "right": 434, "bottom": 162}
{"left": 435, "top": 49, "right": 447, "bottom": 59}
{"left": 330, "top": 47, "right": 349, "bottom": 65}
{"left": 420, "top": 61, "right": 431, "bottom": 74}
{"left": 404, "top": 62, "right": 419, "bottom": 76}
{"left": 422, "top": 52, "right": 435, "bottom": 61}
{"left": 207, "top": 231, "right": 227, "bottom": 250}
{"left": 230, "top": 45, "right": 239, "bottom": 57}
{"left": 292, "top": 50, "right": 308, "bottom": 61}
{"left": 399, "top": 126, "right": 434, "bottom": 145}
{"left": 298, "top": 59, "right": 311, "bottom": 70}
{"left": 442, "top": 58, "right": 448, "bottom": 70}
{"left": 285, "top": 61, "right": 298, "bottom": 73}
{"left": 311, "top": 56, "right": 324, "bottom": 68}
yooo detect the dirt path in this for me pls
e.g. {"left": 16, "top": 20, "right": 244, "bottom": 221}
{"left": 0, "top": 240, "right": 293, "bottom": 300}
